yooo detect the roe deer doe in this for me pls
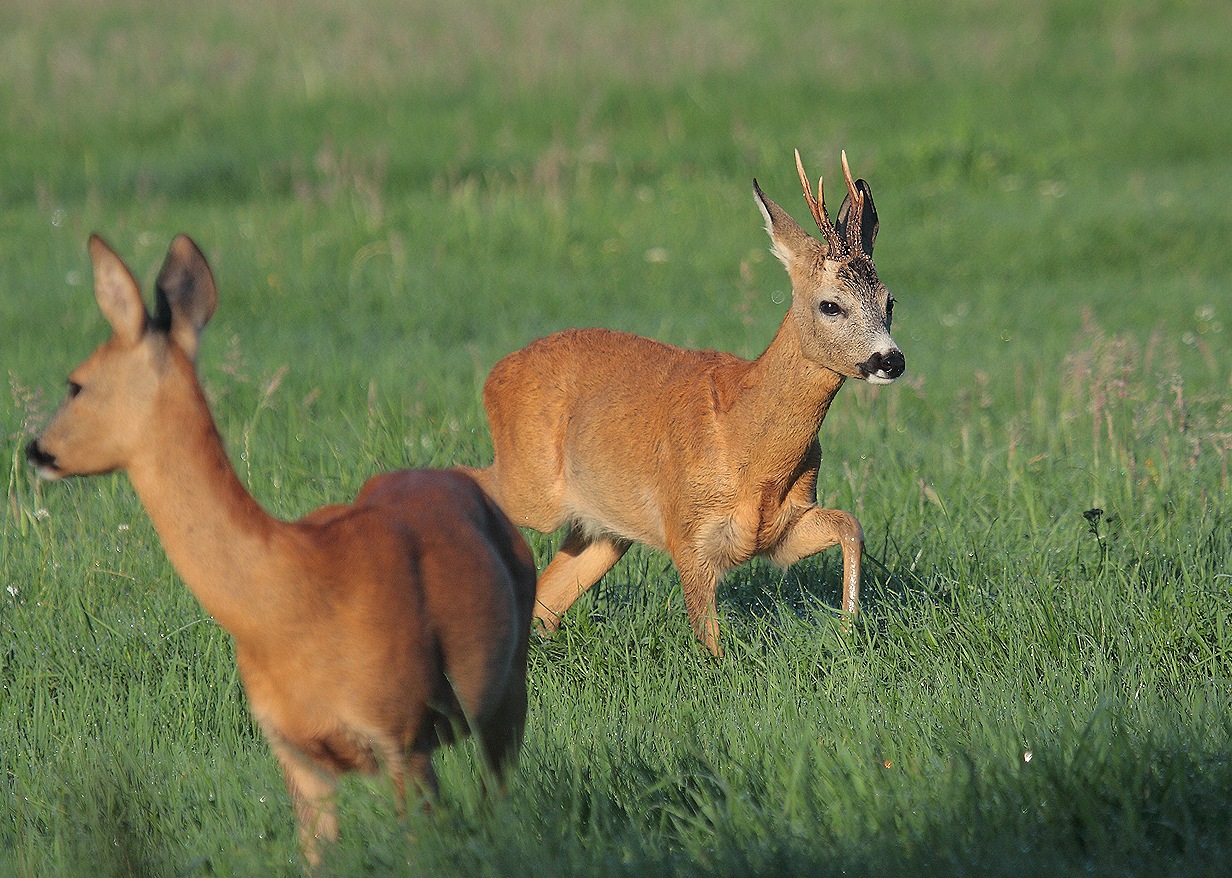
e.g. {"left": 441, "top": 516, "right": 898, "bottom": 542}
{"left": 465, "top": 150, "right": 903, "bottom": 657}
{"left": 27, "top": 234, "right": 537, "bottom": 867}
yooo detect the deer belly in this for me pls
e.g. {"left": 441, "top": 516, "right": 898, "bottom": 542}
{"left": 569, "top": 494, "right": 667, "bottom": 549}
{"left": 559, "top": 402, "right": 680, "bottom": 549}
{"left": 562, "top": 470, "right": 667, "bottom": 549}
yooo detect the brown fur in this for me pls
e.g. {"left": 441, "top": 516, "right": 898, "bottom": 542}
{"left": 28, "top": 235, "right": 537, "bottom": 867}
{"left": 464, "top": 152, "right": 904, "bottom": 657}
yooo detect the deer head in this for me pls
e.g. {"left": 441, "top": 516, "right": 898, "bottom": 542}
{"left": 27, "top": 234, "right": 217, "bottom": 480}
{"left": 752, "top": 150, "right": 904, "bottom": 384}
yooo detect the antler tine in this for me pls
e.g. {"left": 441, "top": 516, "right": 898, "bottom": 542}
{"left": 840, "top": 149, "right": 862, "bottom": 208}
{"left": 795, "top": 148, "right": 844, "bottom": 254}
{"left": 840, "top": 149, "right": 865, "bottom": 252}
{"left": 794, "top": 149, "right": 823, "bottom": 228}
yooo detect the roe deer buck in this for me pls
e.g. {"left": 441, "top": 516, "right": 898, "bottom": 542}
{"left": 27, "top": 234, "right": 537, "bottom": 867}
{"left": 465, "top": 150, "right": 903, "bottom": 657}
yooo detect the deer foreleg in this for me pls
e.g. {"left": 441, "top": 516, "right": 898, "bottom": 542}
{"left": 674, "top": 556, "right": 723, "bottom": 658}
{"left": 770, "top": 507, "right": 864, "bottom": 616}
{"left": 270, "top": 738, "right": 340, "bottom": 870}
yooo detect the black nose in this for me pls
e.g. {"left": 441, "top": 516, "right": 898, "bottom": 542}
{"left": 859, "top": 349, "right": 905, "bottom": 380}
{"left": 26, "top": 439, "right": 57, "bottom": 470}
{"left": 880, "top": 349, "right": 905, "bottom": 379}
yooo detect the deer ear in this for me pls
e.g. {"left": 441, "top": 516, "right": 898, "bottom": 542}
{"left": 88, "top": 234, "right": 148, "bottom": 345}
{"left": 753, "top": 179, "right": 824, "bottom": 269}
{"left": 835, "top": 179, "right": 878, "bottom": 255}
{"left": 154, "top": 235, "right": 217, "bottom": 362}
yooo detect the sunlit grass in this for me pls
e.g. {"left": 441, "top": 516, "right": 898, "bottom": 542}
{"left": 2, "top": 0, "right": 1231, "bottom": 875}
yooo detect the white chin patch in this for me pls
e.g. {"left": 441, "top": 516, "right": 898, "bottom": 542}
{"left": 863, "top": 373, "right": 897, "bottom": 385}
{"left": 33, "top": 465, "right": 63, "bottom": 482}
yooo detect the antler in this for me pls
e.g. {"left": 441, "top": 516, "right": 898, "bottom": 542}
{"left": 840, "top": 150, "right": 866, "bottom": 254}
{"left": 795, "top": 148, "right": 844, "bottom": 255}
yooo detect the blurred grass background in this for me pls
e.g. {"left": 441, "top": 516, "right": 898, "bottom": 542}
{"left": 2, "top": 0, "right": 1230, "bottom": 875}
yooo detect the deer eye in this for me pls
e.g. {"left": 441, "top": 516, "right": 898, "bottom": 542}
{"left": 886, "top": 297, "right": 895, "bottom": 323}
{"left": 67, "top": 380, "right": 83, "bottom": 399}
{"left": 818, "top": 301, "right": 844, "bottom": 317}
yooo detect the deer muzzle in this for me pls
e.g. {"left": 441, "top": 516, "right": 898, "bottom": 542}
{"left": 858, "top": 349, "right": 905, "bottom": 384}
{"left": 26, "top": 439, "right": 62, "bottom": 479}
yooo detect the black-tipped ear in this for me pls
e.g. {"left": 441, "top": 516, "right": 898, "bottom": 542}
{"left": 88, "top": 234, "right": 148, "bottom": 345}
{"left": 154, "top": 235, "right": 217, "bottom": 362}
{"left": 835, "top": 180, "right": 878, "bottom": 255}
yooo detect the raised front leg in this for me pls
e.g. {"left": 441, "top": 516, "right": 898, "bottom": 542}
{"left": 770, "top": 506, "right": 864, "bottom": 616}
{"left": 534, "top": 526, "right": 630, "bottom": 633}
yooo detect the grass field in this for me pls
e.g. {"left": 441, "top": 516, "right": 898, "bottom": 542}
{"left": 2, "top": 0, "right": 1231, "bottom": 874}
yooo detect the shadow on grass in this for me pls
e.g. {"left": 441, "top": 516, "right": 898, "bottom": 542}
{"left": 9, "top": 758, "right": 166, "bottom": 878}
{"left": 524, "top": 529, "right": 926, "bottom": 661}
{"left": 388, "top": 714, "right": 1232, "bottom": 878}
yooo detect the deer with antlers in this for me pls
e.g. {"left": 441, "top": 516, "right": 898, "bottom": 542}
{"left": 27, "top": 235, "right": 537, "bottom": 866}
{"left": 465, "top": 150, "right": 903, "bottom": 657}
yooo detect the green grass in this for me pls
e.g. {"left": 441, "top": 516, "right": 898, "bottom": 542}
{"left": 2, "top": 0, "right": 1231, "bottom": 875}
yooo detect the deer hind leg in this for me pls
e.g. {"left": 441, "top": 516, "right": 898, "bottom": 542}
{"left": 406, "top": 747, "right": 440, "bottom": 805}
{"left": 770, "top": 507, "right": 865, "bottom": 616}
{"left": 270, "top": 738, "right": 341, "bottom": 870}
{"left": 443, "top": 619, "right": 530, "bottom": 791}
{"left": 534, "top": 526, "right": 630, "bottom": 634}
{"left": 472, "top": 669, "right": 528, "bottom": 792}
{"left": 674, "top": 555, "right": 724, "bottom": 658}
{"left": 478, "top": 617, "right": 530, "bottom": 789}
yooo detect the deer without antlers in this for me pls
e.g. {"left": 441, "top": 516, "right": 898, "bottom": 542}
{"left": 465, "top": 150, "right": 903, "bottom": 657}
{"left": 27, "top": 234, "right": 537, "bottom": 867}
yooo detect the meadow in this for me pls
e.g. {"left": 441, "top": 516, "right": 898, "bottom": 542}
{"left": 2, "top": 0, "right": 1231, "bottom": 874}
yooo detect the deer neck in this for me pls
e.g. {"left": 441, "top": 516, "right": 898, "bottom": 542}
{"left": 123, "top": 365, "right": 286, "bottom": 642}
{"left": 732, "top": 314, "right": 846, "bottom": 479}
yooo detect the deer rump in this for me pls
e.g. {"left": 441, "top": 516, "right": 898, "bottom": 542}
{"left": 239, "top": 468, "right": 535, "bottom": 780}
